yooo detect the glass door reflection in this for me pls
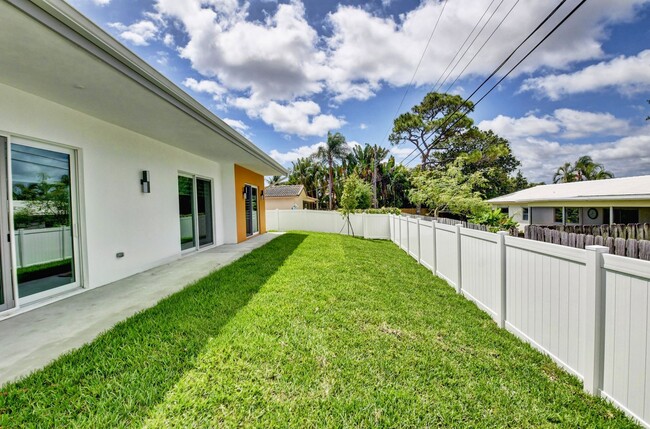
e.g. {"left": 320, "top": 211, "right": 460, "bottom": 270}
{"left": 11, "top": 143, "right": 76, "bottom": 299}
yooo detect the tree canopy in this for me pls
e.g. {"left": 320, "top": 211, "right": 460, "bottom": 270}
{"left": 553, "top": 156, "right": 613, "bottom": 183}
{"left": 389, "top": 92, "right": 474, "bottom": 169}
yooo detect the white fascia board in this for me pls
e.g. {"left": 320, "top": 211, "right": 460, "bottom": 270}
{"left": 8, "top": 0, "right": 287, "bottom": 176}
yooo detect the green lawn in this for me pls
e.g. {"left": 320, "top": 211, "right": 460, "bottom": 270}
{"left": 0, "top": 232, "right": 637, "bottom": 428}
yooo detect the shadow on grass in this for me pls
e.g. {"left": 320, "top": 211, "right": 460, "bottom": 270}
{"left": 0, "top": 233, "right": 306, "bottom": 428}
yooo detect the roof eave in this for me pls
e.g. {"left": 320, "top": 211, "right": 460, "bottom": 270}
{"left": 11, "top": 0, "right": 287, "bottom": 176}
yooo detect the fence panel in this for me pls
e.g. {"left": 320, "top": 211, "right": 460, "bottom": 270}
{"left": 601, "top": 255, "right": 650, "bottom": 424}
{"left": 16, "top": 227, "right": 72, "bottom": 268}
{"left": 435, "top": 223, "right": 459, "bottom": 288}
{"left": 504, "top": 236, "right": 587, "bottom": 379}
{"left": 408, "top": 217, "right": 419, "bottom": 260}
{"left": 419, "top": 222, "right": 434, "bottom": 271}
{"left": 399, "top": 216, "right": 409, "bottom": 251}
{"left": 460, "top": 229, "right": 499, "bottom": 318}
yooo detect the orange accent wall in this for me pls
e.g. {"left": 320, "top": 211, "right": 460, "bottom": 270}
{"left": 234, "top": 164, "right": 266, "bottom": 243}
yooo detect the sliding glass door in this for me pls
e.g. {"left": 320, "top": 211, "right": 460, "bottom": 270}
{"left": 178, "top": 174, "right": 214, "bottom": 251}
{"left": 0, "top": 137, "right": 12, "bottom": 312}
{"left": 11, "top": 138, "right": 79, "bottom": 303}
{"left": 244, "top": 184, "right": 259, "bottom": 237}
{"left": 197, "top": 178, "right": 213, "bottom": 246}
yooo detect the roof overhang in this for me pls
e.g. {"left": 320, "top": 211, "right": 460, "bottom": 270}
{"left": 0, "top": 0, "right": 287, "bottom": 176}
{"left": 489, "top": 195, "right": 650, "bottom": 205}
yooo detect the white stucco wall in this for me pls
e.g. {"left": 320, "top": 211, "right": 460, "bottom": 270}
{"left": 0, "top": 82, "right": 236, "bottom": 291}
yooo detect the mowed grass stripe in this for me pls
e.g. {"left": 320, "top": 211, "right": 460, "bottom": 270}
{"left": 0, "top": 232, "right": 637, "bottom": 428}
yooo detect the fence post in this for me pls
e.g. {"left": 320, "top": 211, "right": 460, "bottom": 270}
{"left": 431, "top": 220, "right": 437, "bottom": 275}
{"left": 496, "top": 231, "right": 508, "bottom": 328}
{"left": 416, "top": 218, "right": 421, "bottom": 263}
{"left": 455, "top": 224, "right": 463, "bottom": 294}
{"left": 406, "top": 216, "right": 410, "bottom": 254}
{"left": 583, "top": 245, "right": 608, "bottom": 396}
{"left": 397, "top": 215, "right": 402, "bottom": 249}
{"left": 276, "top": 209, "right": 280, "bottom": 231}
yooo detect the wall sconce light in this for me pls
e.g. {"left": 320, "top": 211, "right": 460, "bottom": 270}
{"left": 242, "top": 187, "right": 247, "bottom": 199}
{"left": 141, "top": 170, "right": 151, "bottom": 193}
{"left": 260, "top": 189, "right": 264, "bottom": 199}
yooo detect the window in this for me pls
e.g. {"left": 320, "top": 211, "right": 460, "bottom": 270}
{"left": 244, "top": 184, "right": 259, "bottom": 237}
{"left": 614, "top": 208, "right": 639, "bottom": 224}
{"left": 10, "top": 139, "right": 80, "bottom": 303}
{"left": 554, "top": 207, "right": 579, "bottom": 224}
{"left": 178, "top": 175, "right": 214, "bottom": 251}
{"left": 566, "top": 208, "right": 579, "bottom": 224}
{"left": 522, "top": 207, "right": 529, "bottom": 221}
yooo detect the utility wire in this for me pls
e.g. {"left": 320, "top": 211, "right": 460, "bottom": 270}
{"left": 399, "top": 0, "right": 570, "bottom": 167}
{"left": 380, "top": 0, "right": 449, "bottom": 150}
{"left": 432, "top": 0, "right": 506, "bottom": 93}
{"left": 403, "top": 0, "right": 588, "bottom": 168}
{"left": 441, "top": 0, "right": 521, "bottom": 94}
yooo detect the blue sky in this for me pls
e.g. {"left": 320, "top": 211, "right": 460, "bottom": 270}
{"left": 68, "top": 0, "right": 650, "bottom": 182}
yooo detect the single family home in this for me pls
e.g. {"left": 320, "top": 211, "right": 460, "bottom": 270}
{"left": 264, "top": 185, "right": 318, "bottom": 210}
{"left": 488, "top": 175, "right": 650, "bottom": 230}
{"left": 0, "top": 0, "right": 286, "bottom": 315}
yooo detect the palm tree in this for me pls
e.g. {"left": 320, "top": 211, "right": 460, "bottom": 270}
{"left": 574, "top": 156, "right": 614, "bottom": 181}
{"left": 553, "top": 162, "right": 576, "bottom": 183}
{"left": 266, "top": 175, "right": 287, "bottom": 186}
{"left": 314, "top": 131, "right": 349, "bottom": 210}
{"left": 369, "top": 144, "right": 389, "bottom": 208}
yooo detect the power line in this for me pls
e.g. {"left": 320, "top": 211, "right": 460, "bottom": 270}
{"left": 441, "top": 0, "right": 521, "bottom": 94}
{"left": 380, "top": 0, "right": 449, "bottom": 149}
{"left": 400, "top": 0, "right": 570, "bottom": 167}
{"left": 404, "top": 0, "right": 588, "bottom": 168}
{"left": 432, "top": 0, "right": 506, "bottom": 93}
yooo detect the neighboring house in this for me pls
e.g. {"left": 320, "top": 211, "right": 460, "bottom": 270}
{"left": 0, "top": 1, "right": 285, "bottom": 314}
{"left": 488, "top": 175, "right": 650, "bottom": 230}
{"left": 264, "top": 185, "right": 318, "bottom": 210}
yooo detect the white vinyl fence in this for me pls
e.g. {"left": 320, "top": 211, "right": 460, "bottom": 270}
{"left": 15, "top": 227, "right": 72, "bottom": 268}
{"left": 269, "top": 210, "right": 650, "bottom": 427}
{"left": 266, "top": 209, "right": 390, "bottom": 239}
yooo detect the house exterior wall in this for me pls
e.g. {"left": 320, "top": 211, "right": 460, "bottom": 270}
{"left": 234, "top": 164, "right": 266, "bottom": 243}
{"left": 265, "top": 197, "right": 303, "bottom": 210}
{"left": 0, "top": 82, "right": 236, "bottom": 292}
{"left": 506, "top": 204, "right": 650, "bottom": 230}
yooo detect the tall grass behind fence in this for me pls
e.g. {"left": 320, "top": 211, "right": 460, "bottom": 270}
{"left": 525, "top": 224, "right": 650, "bottom": 260}
{"left": 268, "top": 209, "right": 650, "bottom": 427}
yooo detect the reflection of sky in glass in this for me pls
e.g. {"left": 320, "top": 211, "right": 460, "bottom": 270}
{"left": 11, "top": 144, "right": 69, "bottom": 189}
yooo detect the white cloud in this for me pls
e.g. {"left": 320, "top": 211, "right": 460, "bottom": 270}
{"left": 479, "top": 111, "right": 645, "bottom": 182}
{"left": 269, "top": 140, "right": 360, "bottom": 165}
{"left": 390, "top": 146, "right": 416, "bottom": 164}
{"left": 163, "top": 33, "right": 175, "bottom": 47}
{"left": 520, "top": 50, "right": 650, "bottom": 100}
{"left": 223, "top": 118, "right": 249, "bottom": 131}
{"left": 108, "top": 20, "right": 158, "bottom": 46}
{"left": 324, "top": 0, "right": 649, "bottom": 101}
{"left": 553, "top": 109, "right": 630, "bottom": 139}
{"left": 269, "top": 142, "right": 325, "bottom": 165}
{"left": 114, "top": 0, "right": 649, "bottom": 136}
{"left": 92, "top": 0, "right": 111, "bottom": 5}
{"left": 360, "top": 123, "right": 368, "bottom": 130}
{"left": 259, "top": 101, "right": 345, "bottom": 137}
{"left": 478, "top": 114, "right": 560, "bottom": 138}
{"left": 479, "top": 109, "right": 630, "bottom": 140}
{"left": 182, "top": 78, "right": 227, "bottom": 101}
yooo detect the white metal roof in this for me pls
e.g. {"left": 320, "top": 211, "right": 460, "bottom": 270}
{"left": 488, "top": 175, "right": 650, "bottom": 204}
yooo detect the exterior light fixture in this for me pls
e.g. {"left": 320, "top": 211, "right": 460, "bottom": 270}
{"left": 260, "top": 189, "right": 264, "bottom": 199}
{"left": 141, "top": 170, "right": 151, "bottom": 193}
{"left": 243, "top": 187, "right": 247, "bottom": 199}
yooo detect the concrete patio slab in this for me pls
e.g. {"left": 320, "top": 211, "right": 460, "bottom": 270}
{"left": 0, "top": 233, "right": 280, "bottom": 386}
